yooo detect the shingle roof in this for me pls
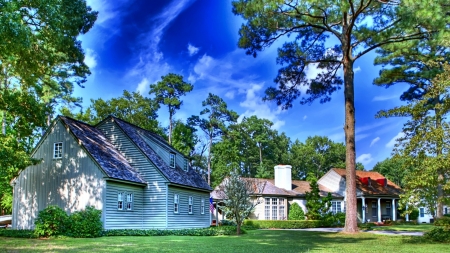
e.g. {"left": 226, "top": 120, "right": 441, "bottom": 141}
{"left": 332, "top": 168, "right": 401, "bottom": 196}
{"left": 59, "top": 116, "right": 146, "bottom": 184}
{"left": 110, "top": 116, "right": 211, "bottom": 191}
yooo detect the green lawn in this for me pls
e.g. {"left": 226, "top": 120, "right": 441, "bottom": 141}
{"left": 0, "top": 229, "right": 445, "bottom": 253}
{"left": 369, "top": 224, "right": 434, "bottom": 232}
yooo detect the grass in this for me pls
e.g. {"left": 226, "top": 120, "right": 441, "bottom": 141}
{"left": 0, "top": 229, "right": 446, "bottom": 253}
{"left": 369, "top": 224, "right": 434, "bottom": 232}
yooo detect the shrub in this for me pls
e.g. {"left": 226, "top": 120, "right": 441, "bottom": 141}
{"left": 243, "top": 220, "right": 327, "bottom": 229}
{"left": 220, "top": 219, "right": 236, "bottom": 226}
{"left": 409, "top": 209, "right": 419, "bottom": 220}
{"left": 34, "top": 205, "right": 69, "bottom": 237}
{"left": 0, "top": 229, "right": 37, "bottom": 238}
{"left": 434, "top": 217, "right": 450, "bottom": 226}
{"left": 288, "top": 203, "right": 305, "bottom": 220}
{"left": 358, "top": 223, "right": 375, "bottom": 230}
{"left": 443, "top": 214, "right": 450, "bottom": 218}
{"left": 323, "top": 212, "right": 345, "bottom": 227}
{"left": 103, "top": 226, "right": 239, "bottom": 236}
{"left": 424, "top": 226, "right": 450, "bottom": 243}
{"left": 67, "top": 206, "right": 103, "bottom": 238}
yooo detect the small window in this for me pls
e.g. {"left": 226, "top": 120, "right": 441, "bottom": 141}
{"left": 183, "top": 158, "right": 188, "bottom": 171}
{"left": 174, "top": 194, "right": 179, "bottom": 213}
{"left": 420, "top": 207, "right": 425, "bottom": 218}
{"left": 201, "top": 199, "right": 205, "bottom": 214}
{"left": 170, "top": 153, "right": 176, "bottom": 168}
{"left": 118, "top": 193, "right": 123, "bottom": 210}
{"left": 188, "top": 196, "right": 193, "bottom": 214}
{"left": 126, "top": 193, "right": 133, "bottom": 210}
{"left": 53, "top": 142, "right": 63, "bottom": 159}
{"left": 445, "top": 207, "right": 448, "bottom": 215}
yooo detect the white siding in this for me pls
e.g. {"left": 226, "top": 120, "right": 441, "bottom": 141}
{"left": 12, "top": 121, "right": 105, "bottom": 229}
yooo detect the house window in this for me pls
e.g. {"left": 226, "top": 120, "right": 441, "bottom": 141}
{"left": 188, "top": 196, "right": 193, "bottom": 214}
{"left": 372, "top": 201, "right": 377, "bottom": 218}
{"left": 265, "top": 198, "right": 285, "bottom": 220}
{"left": 264, "top": 198, "right": 271, "bottom": 220}
{"left": 386, "top": 202, "right": 391, "bottom": 216}
{"left": 420, "top": 207, "right": 425, "bottom": 218}
{"left": 201, "top": 198, "right": 205, "bottom": 214}
{"left": 174, "top": 194, "right": 179, "bottom": 213}
{"left": 126, "top": 193, "right": 133, "bottom": 210}
{"left": 445, "top": 207, "right": 448, "bottom": 215}
{"left": 53, "top": 142, "right": 63, "bottom": 159}
{"left": 331, "top": 201, "right": 342, "bottom": 214}
{"left": 170, "top": 153, "right": 176, "bottom": 168}
{"left": 183, "top": 158, "right": 188, "bottom": 171}
{"left": 279, "top": 199, "right": 285, "bottom": 220}
{"left": 117, "top": 193, "right": 123, "bottom": 210}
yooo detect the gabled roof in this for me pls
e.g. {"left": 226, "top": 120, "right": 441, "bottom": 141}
{"left": 59, "top": 116, "right": 146, "bottom": 185}
{"left": 331, "top": 168, "right": 401, "bottom": 196}
{"left": 109, "top": 116, "right": 211, "bottom": 191}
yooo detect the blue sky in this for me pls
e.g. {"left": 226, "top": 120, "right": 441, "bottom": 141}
{"left": 77, "top": 0, "right": 409, "bottom": 170}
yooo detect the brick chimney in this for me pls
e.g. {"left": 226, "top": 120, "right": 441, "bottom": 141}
{"left": 274, "top": 165, "right": 292, "bottom": 191}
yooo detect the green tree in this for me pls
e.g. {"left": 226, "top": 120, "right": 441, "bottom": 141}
{"left": 171, "top": 119, "right": 198, "bottom": 157}
{"left": 0, "top": 0, "right": 97, "bottom": 213}
{"left": 61, "top": 90, "right": 164, "bottom": 135}
{"left": 305, "top": 175, "right": 332, "bottom": 220}
{"left": 219, "top": 171, "right": 263, "bottom": 235}
{"left": 149, "top": 73, "right": 193, "bottom": 144}
{"left": 188, "top": 93, "right": 238, "bottom": 185}
{"left": 231, "top": 0, "right": 447, "bottom": 232}
{"left": 374, "top": 35, "right": 450, "bottom": 218}
{"left": 380, "top": 63, "right": 450, "bottom": 219}
{"left": 288, "top": 202, "right": 305, "bottom": 220}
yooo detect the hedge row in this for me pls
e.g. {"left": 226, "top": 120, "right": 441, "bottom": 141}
{"left": 0, "top": 229, "right": 37, "bottom": 238}
{"left": 243, "top": 220, "right": 333, "bottom": 229}
{"left": 102, "top": 226, "right": 239, "bottom": 236}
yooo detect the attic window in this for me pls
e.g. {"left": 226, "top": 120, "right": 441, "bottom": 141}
{"left": 53, "top": 142, "right": 63, "bottom": 159}
{"left": 170, "top": 153, "right": 176, "bottom": 168}
{"left": 183, "top": 158, "right": 188, "bottom": 171}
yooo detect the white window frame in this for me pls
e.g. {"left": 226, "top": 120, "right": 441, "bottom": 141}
{"left": 53, "top": 142, "right": 63, "bottom": 159}
{"left": 188, "top": 196, "right": 193, "bottom": 214}
{"left": 201, "top": 198, "right": 205, "bottom": 214}
{"left": 420, "top": 207, "right": 425, "bottom": 218}
{"left": 331, "top": 201, "right": 342, "bottom": 214}
{"left": 126, "top": 193, "right": 133, "bottom": 210}
{"left": 117, "top": 192, "right": 123, "bottom": 210}
{"left": 174, "top": 194, "right": 179, "bottom": 213}
{"left": 170, "top": 153, "right": 176, "bottom": 168}
{"left": 183, "top": 158, "right": 188, "bottom": 171}
{"left": 265, "top": 197, "right": 285, "bottom": 220}
{"left": 264, "top": 198, "right": 270, "bottom": 220}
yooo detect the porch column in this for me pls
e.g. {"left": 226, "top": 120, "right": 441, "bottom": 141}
{"left": 377, "top": 198, "right": 381, "bottom": 222}
{"left": 362, "top": 197, "right": 366, "bottom": 223}
{"left": 406, "top": 204, "right": 409, "bottom": 221}
{"left": 215, "top": 203, "right": 219, "bottom": 226}
{"left": 392, "top": 199, "right": 396, "bottom": 221}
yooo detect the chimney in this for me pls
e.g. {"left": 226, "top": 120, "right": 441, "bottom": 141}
{"left": 274, "top": 165, "right": 292, "bottom": 191}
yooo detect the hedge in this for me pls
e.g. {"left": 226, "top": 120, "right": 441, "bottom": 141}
{"left": 103, "top": 226, "right": 239, "bottom": 236}
{"left": 0, "top": 229, "right": 37, "bottom": 238}
{"left": 243, "top": 220, "right": 332, "bottom": 229}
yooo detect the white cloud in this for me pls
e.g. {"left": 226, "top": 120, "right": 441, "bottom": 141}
{"left": 84, "top": 48, "right": 98, "bottom": 70}
{"left": 187, "top": 43, "right": 199, "bottom": 56}
{"left": 370, "top": 137, "right": 380, "bottom": 147}
{"left": 356, "top": 153, "right": 373, "bottom": 166}
{"left": 136, "top": 78, "right": 149, "bottom": 94}
{"left": 372, "top": 95, "right": 398, "bottom": 101}
{"left": 225, "top": 91, "right": 235, "bottom": 99}
{"left": 386, "top": 132, "right": 405, "bottom": 148}
{"left": 238, "top": 84, "right": 285, "bottom": 130}
{"left": 354, "top": 66, "right": 361, "bottom": 73}
{"left": 303, "top": 115, "right": 307, "bottom": 120}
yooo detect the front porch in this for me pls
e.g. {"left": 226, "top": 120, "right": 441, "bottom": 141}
{"left": 358, "top": 197, "right": 399, "bottom": 223}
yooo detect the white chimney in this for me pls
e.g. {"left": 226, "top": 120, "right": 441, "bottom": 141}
{"left": 274, "top": 165, "right": 292, "bottom": 191}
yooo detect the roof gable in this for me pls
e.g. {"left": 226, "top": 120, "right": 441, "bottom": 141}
{"left": 108, "top": 116, "right": 211, "bottom": 191}
{"left": 59, "top": 116, "right": 146, "bottom": 185}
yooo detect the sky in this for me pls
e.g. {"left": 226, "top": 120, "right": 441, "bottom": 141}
{"left": 76, "top": 0, "right": 410, "bottom": 170}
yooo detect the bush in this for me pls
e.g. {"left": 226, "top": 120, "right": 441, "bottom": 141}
{"left": 409, "top": 209, "right": 419, "bottom": 220}
{"left": 220, "top": 220, "right": 236, "bottom": 226}
{"left": 424, "top": 227, "right": 450, "bottom": 243}
{"left": 243, "top": 220, "right": 328, "bottom": 229}
{"left": 34, "top": 205, "right": 69, "bottom": 237}
{"left": 288, "top": 203, "right": 305, "bottom": 220}
{"left": 0, "top": 229, "right": 37, "bottom": 238}
{"left": 323, "top": 212, "right": 345, "bottom": 227}
{"left": 358, "top": 223, "right": 375, "bottom": 230}
{"left": 67, "top": 206, "right": 103, "bottom": 238}
{"left": 103, "top": 226, "right": 239, "bottom": 236}
{"left": 434, "top": 217, "right": 450, "bottom": 226}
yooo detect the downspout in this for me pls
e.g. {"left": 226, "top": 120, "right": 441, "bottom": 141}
{"left": 166, "top": 183, "right": 168, "bottom": 229}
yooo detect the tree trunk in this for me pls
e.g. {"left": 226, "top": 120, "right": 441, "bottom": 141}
{"left": 435, "top": 97, "right": 444, "bottom": 218}
{"left": 169, "top": 112, "right": 173, "bottom": 144}
{"left": 258, "top": 142, "right": 263, "bottom": 165}
{"left": 207, "top": 133, "right": 212, "bottom": 185}
{"left": 342, "top": 14, "right": 358, "bottom": 233}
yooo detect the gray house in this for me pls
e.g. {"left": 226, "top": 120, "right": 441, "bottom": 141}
{"left": 12, "top": 115, "right": 211, "bottom": 230}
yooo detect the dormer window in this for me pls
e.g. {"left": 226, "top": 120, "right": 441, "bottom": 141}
{"left": 170, "top": 153, "right": 176, "bottom": 168}
{"left": 53, "top": 142, "right": 63, "bottom": 159}
{"left": 183, "top": 158, "right": 188, "bottom": 171}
